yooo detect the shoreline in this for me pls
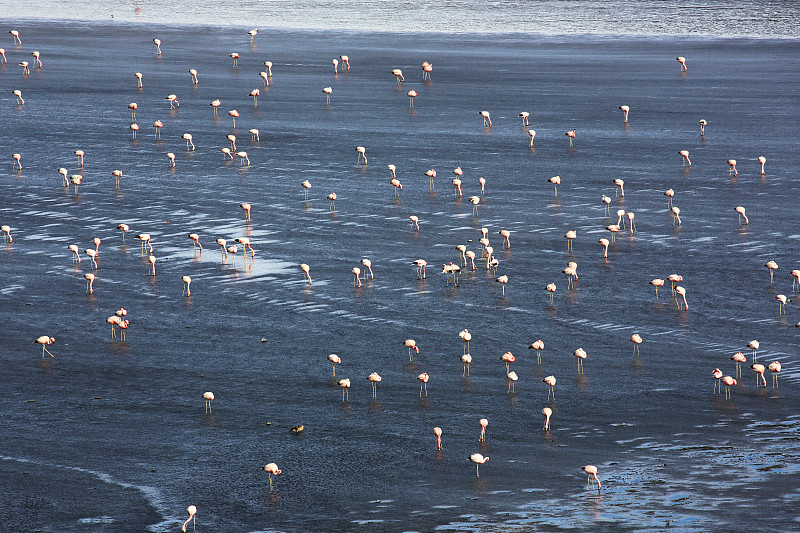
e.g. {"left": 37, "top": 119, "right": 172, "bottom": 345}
{"left": 5, "top": 16, "right": 800, "bottom": 41}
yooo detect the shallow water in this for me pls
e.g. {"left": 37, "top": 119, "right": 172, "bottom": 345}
{"left": 1, "top": 21, "right": 800, "bottom": 533}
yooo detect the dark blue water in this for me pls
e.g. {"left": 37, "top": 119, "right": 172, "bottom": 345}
{"left": 1, "top": 21, "right": 800, "bottom": 533}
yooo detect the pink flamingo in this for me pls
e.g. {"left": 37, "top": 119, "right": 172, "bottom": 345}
{"left": 352, "top": 267, "right": 362, "bottom": 288}
{"left": 479, "top": 418, "right": 488, "bottom": 442}
{"left": 135, "top": 72, "right": 143, "bottom": 88}
{"left": 565, "top": 129, "right": 576, "bottom": 147}
{"left": 262, "top": 463, "right": 282, "bottom": 491}
{"left": 727, "top": 159, "right": 737, "bottom": 176}
{"left": 722, "top": 376, "right": 736, "bottom": 399}
{"left": 153, "top": 120, "right": 163, "bottom": 139}
{"left": 327, "top": 354, "right": 341, "bottom": 376}
{"left": 300, "top": 263, "right": 312, "bottom": 286}
{"left": 229, "top": 52, "right": 239, "bottom": 67}
{"left": 712, "top": 368, "right": 723, "bottom": 393}
{"left": 679, "top": 150, "right": 691, "bottom": 167}
{"left": 765, "top": 261, "right": 778, "bottom": 284}
{"left": 181, "top": 505, "right": 196, "bottom": 532}
{"left": 9, "top": 30, "right": 22, "bottom": 45}
{"left": 182, "top": 276, "right": 192, "bottom": 296}
{"left": 630, "top": 334, "right": 643, "bottom": 356}
{"left": 34, "top": 336, "right": 55, "bottom": 357}
{"left": 84, "top": 272, "right": 95, "bottom": 293}
{"left": 418, "top": 373, "right": 429, "bottom": 397}
{"left": 543, "top": 375, "right": 556, "bottom": 400}
{"left": 543, "top": 407, "right": 552, "bottom": 430}
{"left": 1, "top": 225, "right": 12, "bottom": 243}
{"left": 479, "top": 110, "right": 492, "bottom": 127}
{"left": 768, "top": 361, "right": 781, "bottom": 388}
{"left": 240, "top": 203, "right": 252, "bottom": 221}
{"left": 751, "top": 364, "right": 766, "bottom": 388}
{"left": 433, "top": 427, "right": 443, "bottom": 450}
{"left": 676, "top": 56, "right": 687, "bottom": 71}
{"left": 675, "top": 286, "right": 688, "bottom": 310}
{"left": 188, "top": 233, "right": 202, "bottom": 251}
{"left": 549, "top": 176, "right": 561, "bottom": 197}
{"left": 735, "top": 206, "right": 748, "bottom": 225}
{"left": 583, "top": 465, "right": 601, "bottom": 494}
{"left": 731, "top": 352, "right": 746, "bottom": 378}
{"left": 470, "top": 453, "right": 489, "bottom": 477}
{"left": 650, "top": 278, "right": 665, "bottom": 300}
{"left": 367, "top": 372, "right": 382, "bottom": 398}
{"left": 619, "top": 105, "right": 629, "bottom": 122}
{"left": 528, "top": 340, "right": 544, "bottom": 364}
{"left": 758, "top": 156, "right": 766, "bottom": 175}
{"left": 404, "top": 339, "right": 418, "bottom": 361}
{"left": 699, "top": 119, "right": 707, "bottom": 136}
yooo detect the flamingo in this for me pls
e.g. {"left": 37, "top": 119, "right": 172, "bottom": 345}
{"left": 699, "top": 119, "right": 707, "bottom": 136}
{"left": 748, "top": 339, "right": 760, "bottom": 362}
{"left": 727, "top": 159, "right": 737, "bottom": 176}
{"left": 583, "top": 465, "right": 601, "bottom": 494}
{"left": 616, "top": 209, "right": 626, "bottom": 229}
{"left": 248, "top": 28, "right": 258, "bottom": 43}
{"left": 229, "top": 52, "right": 239, "bottom": 67}
{"left": 189, "top": 68, "right": 198, "bottom": 84}
{"left": 459, "top": 329, "right": 472, "bottom": 354}
{"left": 751, "top": 364, "right": 766, "bottom": 388}
{"left": 165, "top": 94, "right": 179, "bottom": 109}
{"left": 650, "top": 278, "right": 665, "bottom": 300}
{"left": 229, "top": 109, "right": 239, "bottom": 128}
{"left": 776, "top": 294, "right": 791, "bottom": 315}
{"left": 546, "top": 283, "right": 556, "bottom": 304}
{"left": 153, "top": 120, "right": 163, "bottom": 139}
{"left": 404, "top": 339, "right": 419, "bottom": 361}
{"left": 110, "top": 169, "right": 123, "bottom": 188}
{"left": 479, "top": 418, "right": 488, "bottom": 442}
{"left": 300, "top": 263, "right": 312, "bottom": 286}
{"left": 735, "top": 206, "right": 748, "bottom": 225}
{"left": 236, "top": 151, "right": 250, "bottom": 166}
{"left": 565, "top": 129, "right": 576, "bottom": 147}
{"left": 129, "top": 123, "right": 139, "bottom": 139}
{"left": 73, "top": 150, "right": 85, "bottom": 167}
{"left": 188, "top": 233, "right": 203, "bottom": 251}
{"left": 602, "top": 195, "right": 611, "bottom": 215}
{"left": 339, "top": 378, "right": 351, "bottom": 400}
{"left": 758, "top": 156, "right": 766, "bottom": 175}
{"left": 421, "top": 61, "right": 432, "bottom": 80}
{"left": 1, "top": 225, "right": 12, "bottom": 243}
{"left": 356, "top": 146, "right": 367, "bottom": 165}
{"left": 574, "top": 348, "right": 587, "bottom": 374}
{"left": 469, "top": 453, "right": 489, "bottom": 477}
{"left": 240, "top": 203, "right": 252, "bottom": 222}
{"left": 323, "top": 86, "right": 332, "bottom": 104}
{"left": 528, "top": 129, "right": 536, "bottom": 147}
{"left": 13, "top": 90, "right": 24, "bottom": 105}
{"left": 260, "top": 71, "right": 270, "bottom": 85}
{"left": 264, "top": 61, "right": 273, "bottom": 76}
{"left": 407, "top": 89, "right": 417, "bottom": 108}
{"left": 182, "top": 276, "right": 192, "bottom": 296}
{"left": 565, "top": 230, "right": 576, "bottom": 252}
{"left": 148, "top": 255, "right": 157, "bottom": 276}
{"left": 70, "top": 174, "right": 83, "bottom": 192}
{"left": 135, "top": 72, "right": 143, "bottom": 88}
{"left": 671, "top": 206, "right": 681, "bottom": 226}
{"left": 235, "top": 237, "right": 254, "bottom": 258}
{"left": 182, "top": 133, "right": 195, "bottom": 151}
{"left": 768, "top": 361, "right": 781, "bottom": 388}
{"left": 216, "top": 238, "right": 227, "bottom": 259}
{"left": 327, "top": 354, "right": 340, "bottom": 376}
{"left": 528, "top": 340, "right": 544, "bottom": 364}
{"left": 227, "top": 134, "right": 237, "bottom": 151}
{"left": 791, "top": 270, "right": 800, "bottom": 293}
{"left": 181, "top": 505, "right": 196, "bottom": 533}
{"left": 765, "top": 261, "right": 778, "bottom": 284}
{"left": 85, "top": 249, "right": 98, "bottom": 270}
{"left": 210, "top": 99, "right": 220, "bottom": 116}
{"left": 250, "top": 88, "right": 260, "bottom": 106}
{"left": 469, "top": 196, "right": 480, "bottom": 215}
{"left": 136, "top": 233, "right": 153, "bottom": 255}
{"left": 301, "top": 180, "right": 312, "bottom": 199}
{"left": 352, "top": 267, "right": 362, "bottom": 288}
{"left": 614, "top": 178, "right": 625, "bottom": 198}
{"left": 367, "top": 372, "right": 382, "bottom": 399}
{"left": 543, "top": 375, "right": 556, "bottom": 401}
{"left": 332, "top": 58, "right": 339, "bottom": 74}
{"left": 519, "top": 111, "right": 530, "bottom": 126}
{"left": 9, "top": 30, "right": 22, "bottom": 45}
{"left": 712, "top": 368, "right": 723, "bottom": 393}
{"left": 452, "top": 178, "right": 462, "bottom": 198}
{"left": 461, "top": 353, "right": 472, "bottom": 377}
{"left": 679, "top": 150, "right": 691, "bottom": 167}
{"left": 676, "top": 56, "right": 687, "bottom": 71}
{"left": 107, "top": 315, "right": 121, "bottom": 338}
{"left": 549, "top": 176, "right": 561, "bottom": 197}
{"left": 479, "top": 110, "right": 492, "bottom": 127}
{"left": 392, "top": 68, "right": 404, "bottom": 82}
{"left": 340, "top": 55, "right": 350, "bottom": 70}
{"left": 499, "top": 230, "right": 511, "bottom": 249}
{"left": 153, "top": 38, "right": 162, "bottom": 55}
{"left": 20, "top": 60, "right": 30, "bottom": 75}
{"left": 619, "top": 105, "right": 629, "bottom": 122}
{"left": 722, "top": 376, "right": 736, "bottom": 399}
{"left": 630, "top": 334, "right": 643, "bottom": 356}
{"left": 84, "top": 273, "right": 95, "bottom": 293}
{"left": 417, "top": 373, "right": 429, "bottom": 397}
{"left": 203, "top": 392, "right": 214, "bottom": 413}
{"left": 391, "top": 178, "right": 403, "bottom": 197}
{"left": 361, "top": 259, "right": 374, "bottom": 280}
{"left": 500, "top": 351, "right": 515, "bottom": 374}
{"left": 413, "top": 259, "right": 427, "bottom": 279}
{"left": 166, "top": 153, "right": 176, "bottom": 167}
{"left": 326, "top": 193, "right": 337, "bottom": 211}
{"left": 507, "top": 371, "right": 518, "bottom": 393}
{"left": 543, "top": 407, "right": 552, "bottom": 430}
{"left": 0, "top": 48, "right": 5, "bottom": 63}
{"left": 34, "top": 336, "right": 55, "bottom": 357}
{"left": 261, "top": 463, "right": 281, "bottom": 490}
{"left": 433, "top": 427, "right": 443, "bottom": 450}
{"left": 731, "top": 352, "right": 746, "bottom": 378}
{"left": 599, "top": 238, "right": 610, "bottom": 258}
{"left": 59, "top": 167, "right": 69, "bottom": 185}
{"left": 664, "top": 189, "right": 674, "bottom": 208}
{"left": 479, "top": 177, "right": 486, "bottom": 195}
{"left": 408, "top": 215, "right": 420, "bottom": 231}
{"left": 675, "top": 286, "right": 689, "bottom": 310}
{"left": 69, "top": 244, "right": 80, "bottom": 263}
